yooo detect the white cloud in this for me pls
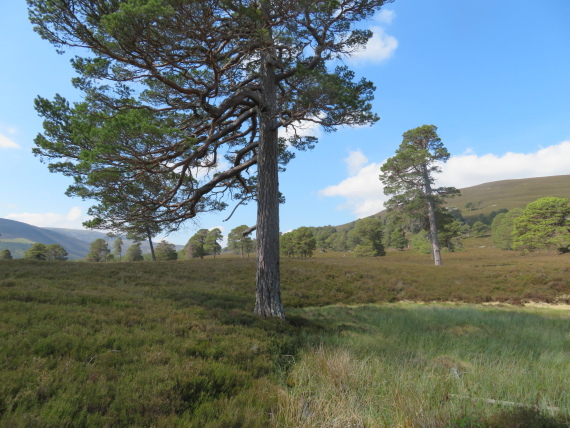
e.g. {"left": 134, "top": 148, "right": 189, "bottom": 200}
{"left": 320, "top": 160, "right": 386, "bottom": 217}
{"left": 0, "top": 133, "right": 20, "bottom": 149}
{"left": 438, "top": 142, "right": 570, "bottom": 188}
{"left": 374, "top": 9, "right": 395, "bottom": 25}
{"left": 350, "top": 26, "right": 398, "bottom": 63}
{"left": 344, "top": 149, "right": 369, "bottom": 175}
{"left": 319, "top": 141, "right": 570, "bottom": 218}
{"left": 6, "top": 206, "right": 89, "bottom": 229}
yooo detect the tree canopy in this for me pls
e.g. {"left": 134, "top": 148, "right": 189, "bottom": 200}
{"left": 1, "top": 249, "right": 13, "bottom": 260}
{"left": 24, "top": 243, "right": 48, "bottom": 260}
{"left": 29, "top": 0, "right": 392, "bottom": 317}
{"left": 512, "top": 197, "right": 570, "bottom": 252}
{"left": 348, "top": 217, "right": 385, "bottom": 257}
{"left": 125, "top": 242, "right": 144, "bottom": 261}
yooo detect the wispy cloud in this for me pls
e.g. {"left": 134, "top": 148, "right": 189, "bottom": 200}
{"left": 374, "top": 9, "right": 395, "bottom": 25}
{"left": 0, "top": 133, "right": 20, "bottom": 149}
{"left": 350, "top": 26, "right": 398, "bottom": 64}
{"left": 319, "top": 141, "right": 570, "bottom": 218}
{"left": 344, "top": 149, "right": 369, "bottom": 175}
{"left": 6, "top": 206, "right": 89, "bottom": 229}
{"left": 348, "top": 9, "right": 397, "bottom": 64}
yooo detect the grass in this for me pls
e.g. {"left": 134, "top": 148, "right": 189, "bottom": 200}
{"left": 278, "top": 304, "right": 570, "bottom": 427}
{"left": 1, "top": 247, "right": 570, "bottom": 427}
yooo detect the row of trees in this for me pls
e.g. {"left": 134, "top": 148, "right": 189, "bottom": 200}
{"left": 85, "top": 238, "right": 178, "bottom": 262}
{"left": 23, "top": 243, "right": 68, "bottom": 261}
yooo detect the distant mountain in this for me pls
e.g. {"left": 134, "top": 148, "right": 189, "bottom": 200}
{"left": 334, "top": 174, "right": 570, "bottom": 229}
{"left": 0, "top": 219, "right": 183, "bottom": 260}
{"left": 0, "top": 218, "right": 90, "bottom": 260}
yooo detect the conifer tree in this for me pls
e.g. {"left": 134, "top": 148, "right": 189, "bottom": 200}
{"left": 125, "top": 242, "right": 144, "bottom": 261}
{"left": 380, "top": 125, "right": 459, "bottom": 265}
{"left": 24, "top": 243, "right": 48, "bottom": 260}
{"left": 86, "top": 239, "right": 111, "bottom": 262}
{"left": 30, "top": 0, "right": 392, "bottom": 317}
{"left": 155, "top": 240, "right": 178, "bottom": 261}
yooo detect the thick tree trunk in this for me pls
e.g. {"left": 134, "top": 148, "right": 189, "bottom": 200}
{"left": 254, "top": 45, "right": 285, "bottom": 318}
{"left": 423, "top": 165, "right": 442, "bottom": 266}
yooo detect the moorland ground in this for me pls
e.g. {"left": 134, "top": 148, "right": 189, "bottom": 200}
{"left": 1, "top": 239, "right": 569, "bottom": 427}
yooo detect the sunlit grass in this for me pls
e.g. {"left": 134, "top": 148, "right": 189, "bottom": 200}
{"left": 277, "top": 304, "right": 570, "bottom": 427}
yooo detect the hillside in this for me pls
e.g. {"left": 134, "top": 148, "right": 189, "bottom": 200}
{"left": 0, "top": 218, "right": 90, "bottom": 260}
{"left": 446, "top": 174, "right": 570, "bottom": 221}
{"left": 335, "top": 174, "right": 570, "bottom": 230}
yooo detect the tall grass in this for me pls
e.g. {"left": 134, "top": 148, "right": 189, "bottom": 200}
{"left": 1, "top": 250, "right": 569, "bottom": 426}
{"left": 277, "top": 304, "right": 570, "bottom": 427}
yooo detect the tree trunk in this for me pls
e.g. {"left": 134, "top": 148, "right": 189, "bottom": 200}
{"left": 254, "top": 28, "right": 285, "bottom": 318}
{"left": 423, "top": 165, "right": 442, "bottom": 266}
{"left": 146, "top": 227, "right": 156, "bottom": 262}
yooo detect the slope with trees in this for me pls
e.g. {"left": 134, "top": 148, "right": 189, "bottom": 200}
{"left": 29, "top": 0, "right": 392, "bottom": 318}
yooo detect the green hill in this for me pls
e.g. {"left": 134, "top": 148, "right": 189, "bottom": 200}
{"left": 446, "top": 174, "right": 570, "bottom": 222}
{"left": 0, "top": 218, "right": 90, "bottom": 260}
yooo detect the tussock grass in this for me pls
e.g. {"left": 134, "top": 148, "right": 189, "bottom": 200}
{"left": 277, "top": 304, "right": 570, "bottom": 427}
{"left": 1, "top": 250, "right": 569, "bottom": 426}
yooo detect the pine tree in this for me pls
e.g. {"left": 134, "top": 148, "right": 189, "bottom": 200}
{"left": 113, "top": 237, "right": 124, "bottom": 261}
{"left": 380, "top": 125, "right": 459, "bottom": 265}
{"left": 86, "top": 239, "right": 111, "bottom": 262}
{"left": 30, "top": 0, "right": 392, "bottom": 317}
{"left": 46, "top": 244, "right": 68, "bottom": 261}
{"left": 24, "top": 243, "right": 48, "bottom": 260}
{"left": 155, "top": 240, "right": 178, "bottom": 261}
{"left": 204, "top": 229, "right": 223, "bottom": 258}
{"left": 125, "top": 243, "right": 144, "bottom": 262}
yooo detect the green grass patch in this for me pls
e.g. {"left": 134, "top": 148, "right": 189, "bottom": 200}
{"left": 279, "top": 303, "right": 570, "bottom": 427}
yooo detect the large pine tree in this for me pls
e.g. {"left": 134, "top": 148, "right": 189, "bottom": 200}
{"left": 29, "top": 0, "right": 392, "bottom": 317}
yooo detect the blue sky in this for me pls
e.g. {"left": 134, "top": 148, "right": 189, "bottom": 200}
{"left": 1, "top": 0, "right": 570, "bottom": 245}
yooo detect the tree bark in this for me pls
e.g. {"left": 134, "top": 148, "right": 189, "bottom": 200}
{"left": 254, "top": 29, "right": 285, "bottom": 318}
{"left": 422, "top": 165, "right": 442, "bottom": 266}
{"left": 146, "top": 227, "right": 157, "bottom": 262}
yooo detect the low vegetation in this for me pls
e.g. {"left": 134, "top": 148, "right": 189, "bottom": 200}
{"left": 1, "top": 244, "right": 569, "bottom": 426}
